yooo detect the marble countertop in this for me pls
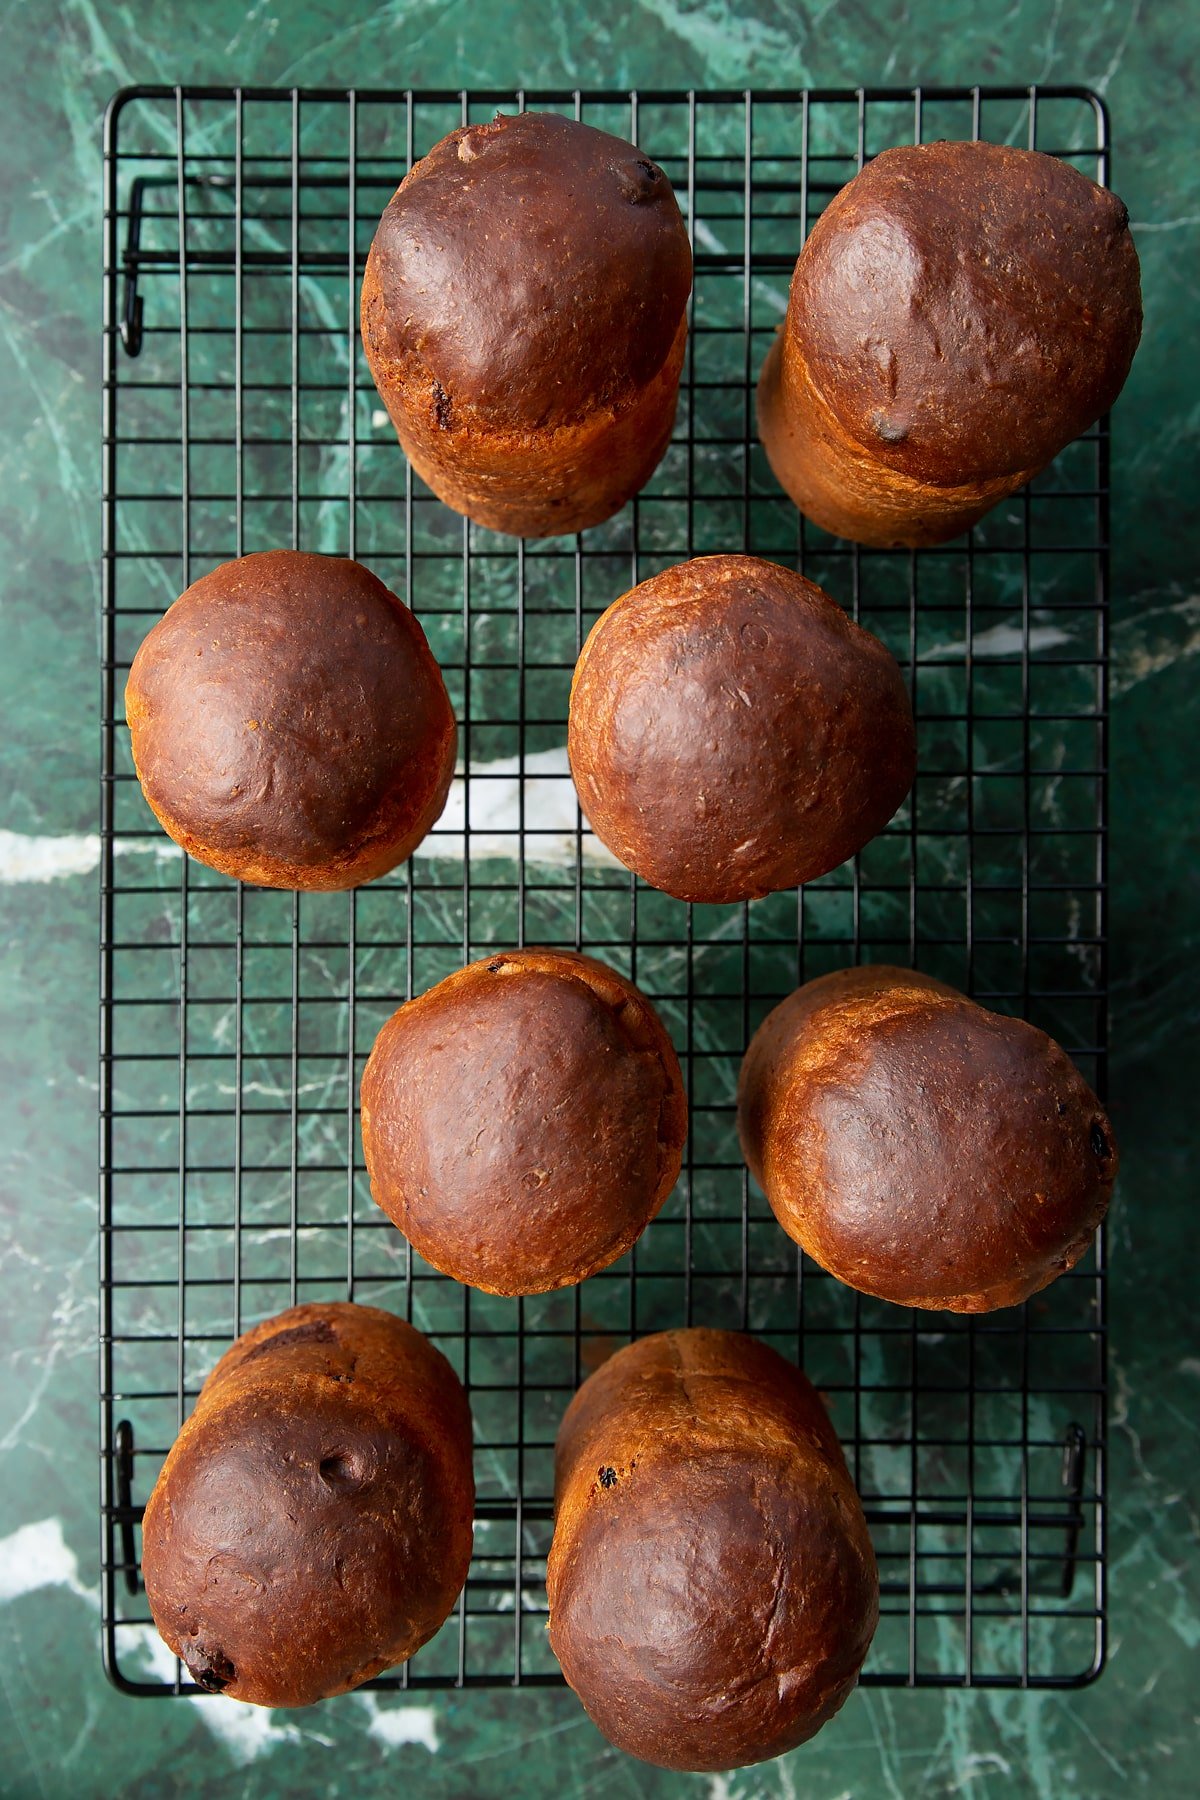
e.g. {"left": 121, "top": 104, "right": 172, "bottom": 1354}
{"left": 1, "top": 2, "right": 1197, "bottom": 1795}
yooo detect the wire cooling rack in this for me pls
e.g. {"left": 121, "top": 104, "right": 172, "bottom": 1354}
{"left": 100, "top": 84, "right": 1111, "bottom": 1695}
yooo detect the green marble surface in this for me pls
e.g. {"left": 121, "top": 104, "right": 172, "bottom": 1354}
{"left": 2, "top": 2, "right": 1198, "bottom": 1795}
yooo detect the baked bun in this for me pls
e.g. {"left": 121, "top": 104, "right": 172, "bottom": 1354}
{"left": 140, "top": 1302, "right": 474, "bottom": 1707}
{"left": 758, "top": 141, "right": 1142, "bottom": 547}
{"left": 546, "top": 1328, "right": 878, "bottom": 1770}
{"left": 567, "top": 554, "right": 915, "bottom": 903}
{"left": 125, "top": 550, "right": 456, "bottom": 889}
{"left": 360, "top": 949, "right": 686, "bottom": 1296}
{"left": 361, "top": 110, "right": 693, "bottom": 537}
{"left": 738, "top": 965, "right": 1118, "bottom": 1312}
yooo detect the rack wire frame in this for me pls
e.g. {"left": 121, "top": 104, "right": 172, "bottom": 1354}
{"left": 100, "top": 84, "right": 1111, "bottom": 1696}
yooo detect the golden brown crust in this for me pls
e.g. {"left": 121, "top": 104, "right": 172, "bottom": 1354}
{"left": 567, "top": 554, "right": 915, "bottom": 903}
{"left": 364, "top": 113, "right": 692, "bottom": 430}
{"left": 546, "top": 1329, "right": 878, "bottom": 1771}
{"left": 360, "top": 949, "right": 687, "bottom": 1295}
{"left": 738, "top": 966, "right": 1119, "bottom": 1312}
{"left": 141, "top": 1303, "right": 474, "bottom": 1707}
{"left": 125, "top": 551, "right": 457, "bottom": 890}
{"left": 758, "top": 142, "right": 1142, "bottom": 547}
{"left": 360, "top": 111, "right": 692, "bottom": 537}
{"left": 758, "top": 331, "right": 1034, "bottom": 548}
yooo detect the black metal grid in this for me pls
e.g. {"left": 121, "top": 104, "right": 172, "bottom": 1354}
{"left": 100, "top": 84, "right": 1111, "bottom": 1695}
